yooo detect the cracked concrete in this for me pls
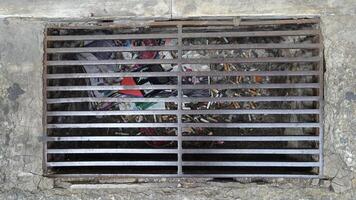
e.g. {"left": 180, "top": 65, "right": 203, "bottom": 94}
{"left": 0, "top": 1, "right": 356, "bottom": 199}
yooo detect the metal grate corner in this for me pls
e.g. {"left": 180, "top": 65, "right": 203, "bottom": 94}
{"left": 43, "top": 18, "right": 324, "bottom": 178}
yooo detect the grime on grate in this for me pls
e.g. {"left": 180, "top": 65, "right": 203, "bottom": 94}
{"left": 43, "top": 18, "right": 324, "bottom": 178}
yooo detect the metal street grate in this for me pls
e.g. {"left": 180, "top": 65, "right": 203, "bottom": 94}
{"left": 43, "top": 18, "right": 324, "bottom": 178}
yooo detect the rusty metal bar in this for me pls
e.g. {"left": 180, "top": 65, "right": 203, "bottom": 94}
{"left": 47, "top": 122, "right": 320, "bottom": 129}
{"left": 46, "top": 96, "right": 319, "bottom": 104}
{"left": 47, "top": 30, "right": 318, "bottom": 41}
{"left": 47, "top": 85, "right": 177, "bottom": 91}
{"left": 47, "top": 45, "right": 178, "bottom": 53}
{"left": 47, "top": 97, "right": 178, "bottom": 104}
{"left": 47, "top": 161, "right": 178, "bottom": 167}
{"left": 318, "top": 29, "right": 325, "bottom": 177}
{"left": 182, "top": 96, "right": 320, "bottom": 102}
{"left": 47, "top": 110, "right": 178, "bottom": 116}
{"left": 47, "top": 70, "right": 319, "bottom": 79}
{"left": 181, "top": 136, "right": 319, "bottom": 141}
{"left": 182, "top": 149, "right": 319, "bottom": 154}
{"left": 181, "top": 123, "right": 320, "bottom": 128}
{"left": 47, "top": 148, "right": 318, "bottom": 155}
{"left": 177, "top": 25, "right": 183, "bottom": 175}
{"left": 42, "top": 27, "right": 48, "bottom": 175}
{"left": 181, "top": 83, "right": 320, "bottom": 89}
{"left": 47, "top": 83, "right": 319, "bottom": 91}
{"left": 47, "top": 56, "right": 320, "bottom": 66}
{"left": 46, "top": 109, "right": 320, "bottom": 116}
{"left": 51, "top": 174, "right": 320, "bottom": 178}
{"left": 182, "top": 30, "right": 319, "bottom": 38}
{"left": 47, "top": 123, "right": 178, "bottom": 129}
{"left": 47, "top": 149, "right": 178, "bottom": 154}
{"left": 182, "top": 43, "right": 321, "bottom": 50}
{"left": 46, "top": 136, "right": 318, "bottom": 142}
{"left": 182, "top": 162, "right": 319, "bottom": 167}
{"left": 47, "top": 33, "right": 178, "bottom": 41}
{"left": 46, "top": 43, "right": 321, "bottom": 54}
{"left": 46, "top": 136, "right": 178, "bottom": 141}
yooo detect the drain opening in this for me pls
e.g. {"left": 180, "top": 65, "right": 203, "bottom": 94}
{"left": 44, "top": 18, "right": 323, "bottom": 178}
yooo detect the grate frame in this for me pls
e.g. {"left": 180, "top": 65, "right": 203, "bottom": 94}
{"left": 43, "top": 18, "right": 324, "bottom": 178}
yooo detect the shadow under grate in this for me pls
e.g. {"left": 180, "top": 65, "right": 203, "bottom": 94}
{"left": 43, "top": 18, "right": 324, "bottom": 178}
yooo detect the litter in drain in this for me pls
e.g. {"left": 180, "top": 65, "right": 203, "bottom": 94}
{"left": 44, "top": 18, "right": 324, "bottom": 178}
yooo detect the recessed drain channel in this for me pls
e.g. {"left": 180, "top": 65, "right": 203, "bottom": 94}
{"left": 44, "top": 18, "right": 323, "bottom": 178}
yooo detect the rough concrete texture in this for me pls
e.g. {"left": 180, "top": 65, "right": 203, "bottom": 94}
{"left": 0, "top": 0, "right": 171, "bottom": 19}
{"left": 172, "top": 0, "right": 356, "bottom": 17}
{"left": 0, "top": 1, "right": 356, "bottom": 199}
{"left": 321, "top": 15, "right": 356, "bottom": 193}
{"left": 1, "top": 0, "right": 356, "bottom": 19}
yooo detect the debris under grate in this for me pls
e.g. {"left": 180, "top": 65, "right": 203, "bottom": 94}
{"left": 44, "top": 18, "right": 324, "bottom": 178}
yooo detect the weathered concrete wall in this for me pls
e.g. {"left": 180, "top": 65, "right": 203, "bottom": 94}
{"left": 0, "top": 1, "right": 356, "bottom": 199}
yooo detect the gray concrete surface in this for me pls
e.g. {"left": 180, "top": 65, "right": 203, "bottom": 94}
{"left": 0, "top": 1, "right": 356, "bottom": 199}
{"left": 172, "top": 0, "right": 356, "bottom": 17}
{"left": 0, "top": 0, "right": 171, "bottom": 19}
